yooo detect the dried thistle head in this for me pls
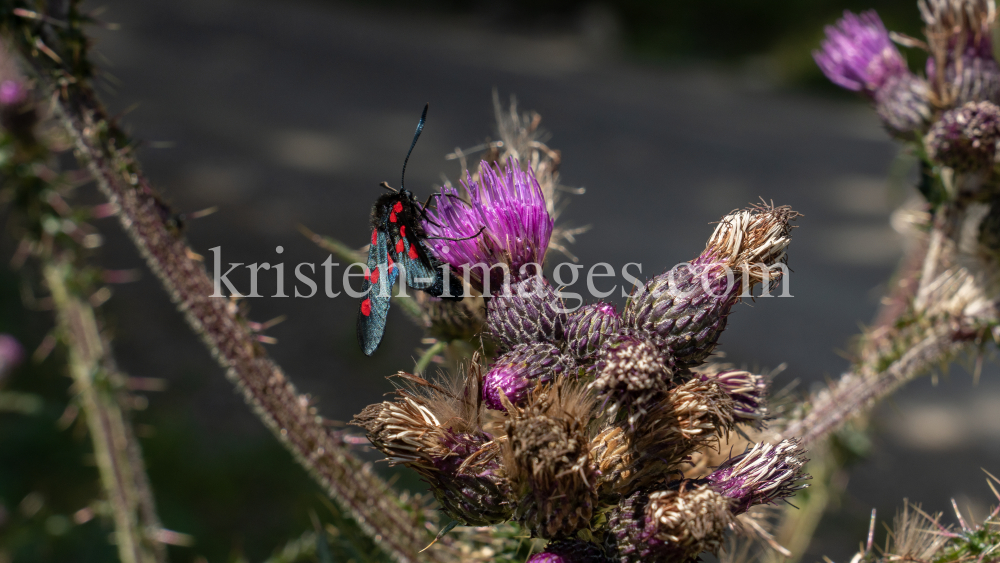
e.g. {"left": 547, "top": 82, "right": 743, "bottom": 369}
{"left": 351, "top": 367, "right": 512, "bottom": 525}
{"left": 591, "top": 379, "right": 736, "bottom": 498}
{"left": 922, "top": 0, "right": 1000, "bottom": 105}
{"left": 503, "top": 382, "right": 598, "bottom": 538}
{"left": 705, "top": 440, "right": 810, "bottom": 515}
{"left": 670, "top": 378, "right": 737, "bottom": 443}
{"left": 694, "top": 366, "right": 770, "bottom": 424}
{"left": 624, "top": 204, "right": 799, "bottom": 369}
{"left": 606, "top": 482, "right": 735, "bottom": 563}
{"left": 702, "top": 204, "right": 799, "bottom": 285}
{"left": 590, "top": 334, "right": 670, "bottom": 424}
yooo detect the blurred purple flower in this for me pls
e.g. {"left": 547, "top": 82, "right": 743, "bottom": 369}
{"left": 814, "top": 11, "right": 907, "bottom": 95}
{"left": 424, "top": 158, "right": 553, "bottom": 294}
{"left": 0, "top": 334, "right": 25, "bottom": 382}
{"left": 0, "top": 80, "right": 26, "bottom": 107}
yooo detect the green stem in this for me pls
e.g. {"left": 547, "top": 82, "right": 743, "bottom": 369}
{"left": 44, "top": 261, "right": 167, "bottom": 563}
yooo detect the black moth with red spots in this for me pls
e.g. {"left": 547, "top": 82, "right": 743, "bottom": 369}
{"left": 357, "top": 105, "right": 465, "bottom": 356}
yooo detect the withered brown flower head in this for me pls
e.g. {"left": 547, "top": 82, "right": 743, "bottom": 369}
{"left": 352, "top": 368, "right": 512, "bottom": 525}
{"left": 503, "top": 383, "right": 598, "bottom": 538}
{"left": 607, "top": 482, "right": 734, "bottom": 563}
{"left": 590, "top": 334, "right": 670, "bottom": 424}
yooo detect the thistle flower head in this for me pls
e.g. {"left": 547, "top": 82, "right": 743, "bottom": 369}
{"left": 591, "top": 379, "right": 736, "bottom": 498}
{"left": 528, "top": 540, "right": 610, "bottom": 563}
{"left": 590, "top": 334, "right": 670, "bottom": 423}
{"left": 624, "top": 205, "right": 798, "bottom": 369}
{"left": 814, "top": 11, "right": 908, "bottom": 95}
{"left": 925, "top": 101, "right": 1000, "bottom": 170}
{"left": 922, "top": 0, "right": 1000, "bottom": 104}
{"left": 486, "top": 276, "right": 568, "bottom": 353}
{"left": 352, "top": 369, "right": 512, "bottom": 525}
{"left": 564, "top": 302, "right": 622, "bottom": 359}
{"left": 482, "top": 342, "right": 575, "bottom": 411}
{"left": 606, "top": 483, "right": 734, "bottom": 563}
{"left": 504, "top": 383, "right": 598, "bottom": 538}
{"left": 700, "top": 204, "right": 799, "bottom": 282}
{"left": 669, "top": 378, "right": 737, "bottom": 442}
{"left": 0, "top": 334, "right": 24, "bottom": 382}
{"left": 424, "top": 158, "right": 554, "bottom": 294}
{"left": 706, "top": 440, "right": 810, "bottom": 515}
{"left": 695, "top": 368, "right": 769, "bottom": 423}
{"left": 875, "top": 73, "right": 934, "bottom": 137}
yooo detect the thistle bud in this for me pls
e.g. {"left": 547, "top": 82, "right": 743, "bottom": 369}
{"left": 483, "top": 342, "right": 576, "bottom": 411}
{"left": 487, "top": 276, "right": 568, "bottom": 352}
{"left": 528, "top": 540, "right": 610, "bottom": 563}
{"left": 706, "top": 440, "right": 810, "bottom": 515}
{"left": 564, "top": 302, "right": 622, "bottom": 358}
{"left": 606, "top": 483, "right": 734, "bottom": 563}
{"left": 352, "top": 371, "right": 512, "bottom": 525}
{"left": 925, "top": 101, "right": 1000, "bottom": 171}
{"left": 589, "top": 334, "right": 670, "bottom": 424}
{"left": 504, "top": 384, "right": 598, "bottom": 538}
{"left": 875, "top": 73, "right": 934, "bottom": 137}
{"left": 625, "top": 205, "right": 798, "bottom": 369}
{"left": 695, "top": 368, "right": 769, "bottom": 423}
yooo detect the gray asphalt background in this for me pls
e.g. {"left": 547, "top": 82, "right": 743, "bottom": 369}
{"left": 42, "top": 0, "right": 1000, "bottom": 559}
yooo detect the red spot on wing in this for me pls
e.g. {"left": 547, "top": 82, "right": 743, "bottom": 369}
{"left": 408, "top": 244, "right": 419, "bottom": 260}
{"left": 364, "top": 269, "right": 370, "bottom": 281}
{"left": 396, "top": 239, "right": 405, "bottom": 254}
{"left": 371, "top": 266, "right": 379, "bottom": 283}
{"left": 388, "top": 256, "right": 395, "bottom": 273}
{"left": 393, "top": 201, "right": 403, "bottom": 213}
{"left": 400, "top": 225, "right": 406, "bottom": 238}
{"left": 371, "top": 230, "right": 377, "bottom": 245}
{"left": 390, "top": 212, "right": 397, "bottom": 223}
{"left": 361, "top": 298, "right": 371, "bottom": 316}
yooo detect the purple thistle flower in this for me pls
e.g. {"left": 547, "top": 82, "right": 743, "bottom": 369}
{"left": 814, "top": 11, "right": 908, "bottom": 95}
{"left": 0, "top": 334, "right": 24, "bottom": 382}
{"left": 424, "top": 158, "right": 553, "bottom": 295}
{"left": 706, "top": 439, "right": 810, "bottom": 515}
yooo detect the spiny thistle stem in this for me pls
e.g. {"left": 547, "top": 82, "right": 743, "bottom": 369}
{"left": 6, "top": 10, "right": 448, "bottom": 562}
{"left": 776, "top": 305, "right": 967, "bottom": 446}
{"left": 44, "top": 261, "right": 167, "bottom": 563}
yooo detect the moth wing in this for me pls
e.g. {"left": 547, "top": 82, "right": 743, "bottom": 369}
{"left": 357, "top": 230, "right": 394, "bottom": 355}
{"left": 402, "top": 238, "right": 439, "bottom": 290}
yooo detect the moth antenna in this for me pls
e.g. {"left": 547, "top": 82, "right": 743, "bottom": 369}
{"left": 379, "top": 181, "right": 398, "bottom": 193}
{"left": 401, "top": 103, "right": 429, "bottom": 192}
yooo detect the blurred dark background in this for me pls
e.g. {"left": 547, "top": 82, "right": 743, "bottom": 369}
{"left": 2, "top": 0, "right": 999, "bottom": 561}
